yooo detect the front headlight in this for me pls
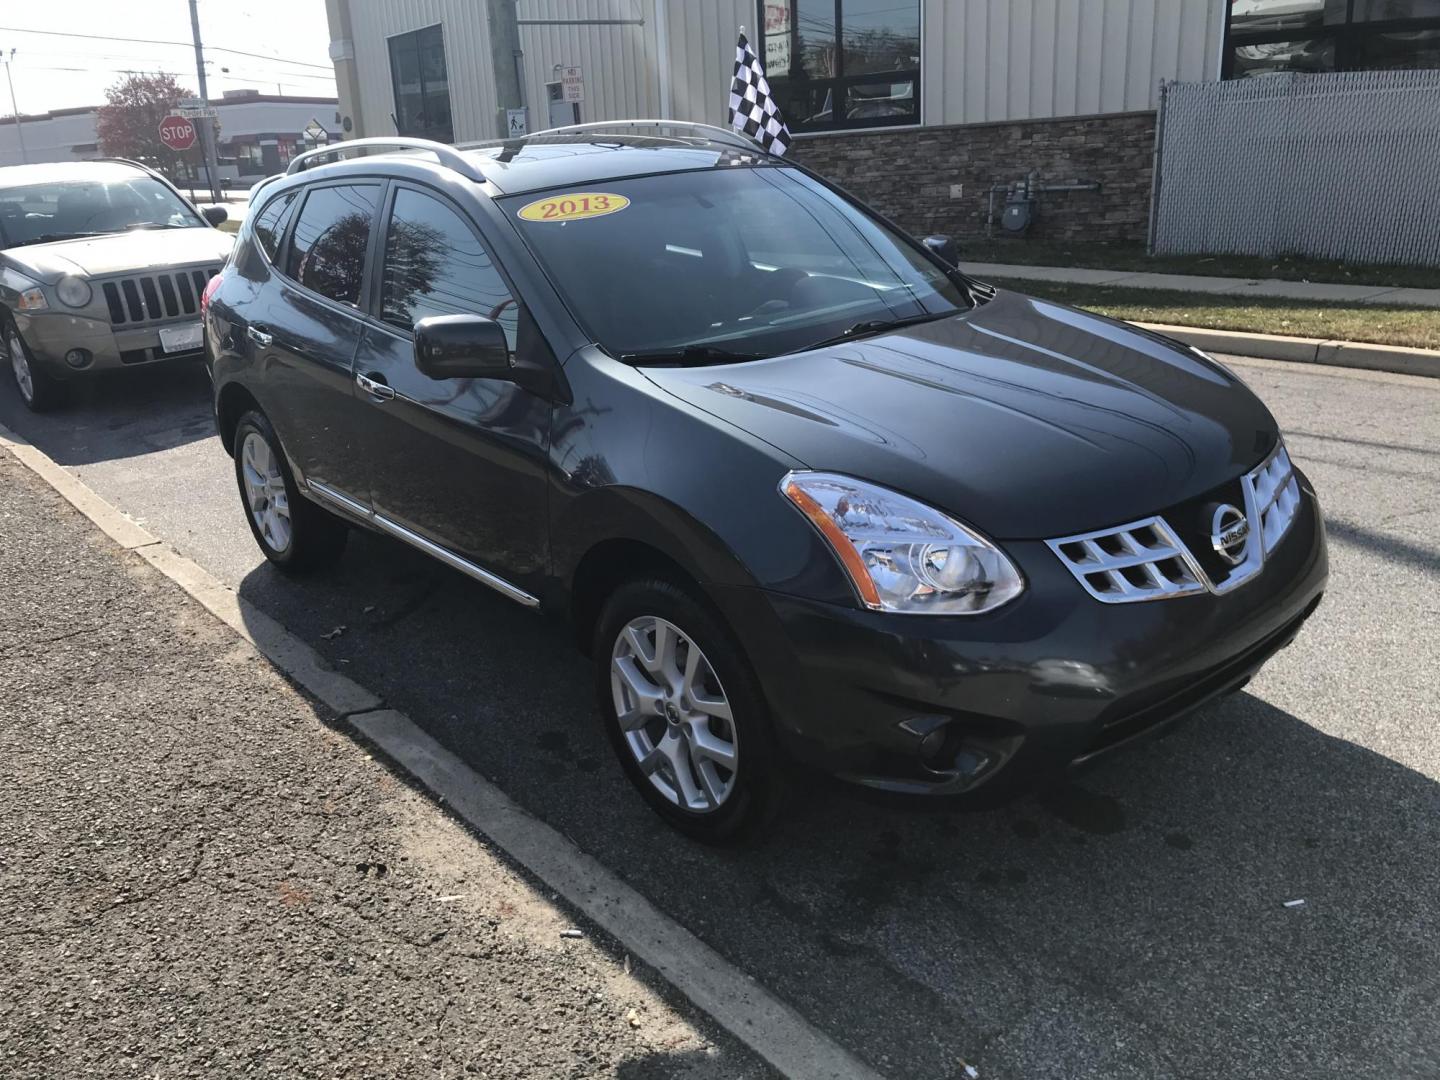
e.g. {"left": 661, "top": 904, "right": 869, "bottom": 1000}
{"left": 16, "top": 286, "right": 48, "bottom": 311}
{"left": 56, "top": 275, "right": 92, "bottom": 308}
{"left": 780, "top": 471, "right": 1025, "bottom": 615}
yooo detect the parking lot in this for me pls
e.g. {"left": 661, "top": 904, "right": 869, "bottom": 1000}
{"left": 3, "top": 353, "right": 1437, "bottom": 1080}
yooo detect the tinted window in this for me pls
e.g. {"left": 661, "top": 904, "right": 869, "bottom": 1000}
{"left": 286, "top": 184, "right": 380, "bottom": 306}
{"left": 761, "top": 0, "right": 921, "bottom": 131}
{"left": 506, "top": 166, "right": 968, "bottom": 360}
{"left": 379, "top": 188, "right": 517, "bottom": 348}
{"left": 251, "top": 189, "right": 298, "bottom": 262}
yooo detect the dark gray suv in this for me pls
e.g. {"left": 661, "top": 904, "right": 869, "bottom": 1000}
{"left": 205, "top": 125, "right": 1326, "bottom": 842}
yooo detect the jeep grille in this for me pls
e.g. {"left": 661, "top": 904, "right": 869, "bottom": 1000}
{"left": 100, "top": 267, "right": 222, "bottom": 326}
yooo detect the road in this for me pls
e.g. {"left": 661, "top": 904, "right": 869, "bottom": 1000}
{"left": 3, "top": 354, "right": 1437, "bottom": 1080}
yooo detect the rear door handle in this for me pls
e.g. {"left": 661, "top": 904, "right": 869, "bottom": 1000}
{"left": 356, "top": 372, "right": 395, "bottom": 401}
{"left": 247, "top": 325, "right": 273, "bottom": 348}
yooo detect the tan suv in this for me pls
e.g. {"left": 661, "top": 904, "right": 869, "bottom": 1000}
{"left": 0, "top": 159, "right": 234, "bottom": 411}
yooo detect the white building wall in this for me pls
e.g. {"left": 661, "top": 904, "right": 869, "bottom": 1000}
{"left": 923, "top": 0, "right": 1226, "bottom": 125}
{"left": 517, "top": 0, "right": 659, "bottom": 127}
{"left": 0, "top": 112, "right": 98, "bottom": 167}
{"left": 335, "top": 0, "right": 1228, "bottom": 143}
{"left": 344, "top": 0, "right": 500, "bottom": 141}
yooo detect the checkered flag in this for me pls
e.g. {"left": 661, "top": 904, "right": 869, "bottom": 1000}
{"left": 728, "top": 32, "right": 792, "bottom": 156}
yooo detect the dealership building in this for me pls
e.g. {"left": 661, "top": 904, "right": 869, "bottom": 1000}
{"left": 323, "top": 1, "right": 1440, "bottom": 246}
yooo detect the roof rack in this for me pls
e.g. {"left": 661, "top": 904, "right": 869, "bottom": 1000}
{"left": 285, "top": 137, "right": 487, "bottom": 183}
{"left": 464, "top": 119, "right": 775, "bottom": 158}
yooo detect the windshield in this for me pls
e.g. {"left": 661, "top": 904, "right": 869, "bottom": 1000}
{"left": 0, "top": 177, "right": 203, "bottom": 248}
{"left": 504, "top": 166, "right": 971, "bottom": 361}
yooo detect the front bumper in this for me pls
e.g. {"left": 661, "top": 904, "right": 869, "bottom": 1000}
{"left": 15, "top": 310, "right": 205, "bottom": 378}
{"left": 714, "top": 478, "right": 1328, "bottom": 800}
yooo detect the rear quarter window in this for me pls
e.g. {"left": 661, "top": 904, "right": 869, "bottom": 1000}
{"left": 251, "top": 189, "right": 299, "bottom": 262}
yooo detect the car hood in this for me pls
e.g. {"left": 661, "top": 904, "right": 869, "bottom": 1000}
{"left": 641, "top": 290, "right": 1278, "bottom": 540}
{"left": 4, "top": 228, "right": 233, "bottom": 282}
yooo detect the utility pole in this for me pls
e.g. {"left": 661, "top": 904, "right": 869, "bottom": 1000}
{"left": 487, "top": 0, "right": 525, "bottom": 138}
{"left": 2, "top": 49, "right": 25, "bottom": 164}
{"left": 187, "top": 0, "right": 222, "bottom": 202}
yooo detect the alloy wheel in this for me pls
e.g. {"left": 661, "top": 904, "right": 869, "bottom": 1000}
{"left": 610, "top": 615, "right": 739, "bottom": 812}
{"left": 7, "top": 328, "right": 33, "bottom": 404}
{"left": 240, "top": 431, "right": 292, "bottom": 554}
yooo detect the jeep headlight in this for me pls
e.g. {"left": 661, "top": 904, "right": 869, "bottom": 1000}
{"left": 16, "top": 286, "right": 48, "bottom": 311}
{"left": 780, "top": 471, "right": 1025, "bottom": 615}
{"left": 56, "top": 275, "right": 92, "bottom": 308}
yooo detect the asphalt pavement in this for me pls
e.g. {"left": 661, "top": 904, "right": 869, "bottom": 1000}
{"left": 2, "top": 354, "right": 1437, "bottom": 1079}
{"left": 0, "top": 455, "right": 771, "bottom": 1080}
{"left": 0, "top": 452, "right": 769, "bottom": 1079}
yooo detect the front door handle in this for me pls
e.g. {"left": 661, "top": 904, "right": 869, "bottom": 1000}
{"left": 247, "top": 325, "right": 273, "bottom": 348}
{"left": 356, "top": 371, "right": 395, "bottom": 401}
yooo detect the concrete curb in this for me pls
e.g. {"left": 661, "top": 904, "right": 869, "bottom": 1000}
{"left": 0, "top": 420, "right": 885, "bottom": 1080}
{"left": 1134, "top": 322, "right": 1440, "bottom": 379}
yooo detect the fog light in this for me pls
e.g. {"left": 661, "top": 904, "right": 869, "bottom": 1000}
{"left": 64, "top": 348, "right": 92, "bottom": 369}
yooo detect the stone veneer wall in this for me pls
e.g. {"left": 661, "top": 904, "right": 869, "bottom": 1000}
{"left": 787, "top": 111, "right": 1158, "bottom": 247}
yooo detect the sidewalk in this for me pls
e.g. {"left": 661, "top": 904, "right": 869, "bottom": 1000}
{"left": 0, "top": 452, "right": 762, "bottom": 1079}
{"left": 959, "top": 261, "right": 1440, "bottom": 309}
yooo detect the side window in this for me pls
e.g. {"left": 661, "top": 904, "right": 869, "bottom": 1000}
{"left": 286, "top": 183, "right": 381, "bottom": 306}
{"left": 251, "top": 190, "right": 298, "bottom": 262}
{"left": 379, "top": 188, "right": 518, "bottom": 349}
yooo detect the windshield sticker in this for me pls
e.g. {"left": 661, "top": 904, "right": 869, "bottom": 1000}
{"left": 517, "top": 193, "right": 630, "bottom": 223}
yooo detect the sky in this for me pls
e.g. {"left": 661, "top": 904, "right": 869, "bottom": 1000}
{"left": 1, "top": 0, "right": 337, "bottom": 116}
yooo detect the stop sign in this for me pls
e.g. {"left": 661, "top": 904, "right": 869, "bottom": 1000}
{"left": 158, "top": 115, "right": 197, "bottom": 151}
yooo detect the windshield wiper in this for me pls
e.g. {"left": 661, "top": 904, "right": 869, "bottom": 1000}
{"left": 618, "top": 345, "right": 769, "bottom": 367}
{"left": 13, "top": 231, "right": 106, "bottom": 246}
{"left": 801, "top": 311, "right": 951, "bottom": 352}
{"left": 124, "top": 222, "right": 192, "bottom": 230}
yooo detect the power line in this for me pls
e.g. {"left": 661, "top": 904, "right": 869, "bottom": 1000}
{"left": 0, "top": 25, "right": 332, "bottom": 70}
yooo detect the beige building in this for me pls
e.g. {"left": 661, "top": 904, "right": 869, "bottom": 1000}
{"left": 324, "top": 0, "right": 1241, "bottom": 142}
{"left": 321, "top": 1, "right": 1440, "bottom": 247}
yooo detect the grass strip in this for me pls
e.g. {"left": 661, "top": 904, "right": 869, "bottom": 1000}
{"left": 986, "top": 277, "right": 1440, "bottom": 351}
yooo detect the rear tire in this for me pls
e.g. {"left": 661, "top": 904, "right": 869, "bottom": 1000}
{"left": 4, "top": 318, "right": 67, "bottom": 413}
{"left": 595, "top": 578, "right": 786, "bottom": 843}
{"left": 233, "top": 409, "right": 348, "bottom": 573}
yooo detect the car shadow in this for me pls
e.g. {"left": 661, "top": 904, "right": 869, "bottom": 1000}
{"left": 235, "top": 528, "right": 1440, "bottom": 1080}
{"left": 0, "top": 360, "right": 214, "bottom": 466}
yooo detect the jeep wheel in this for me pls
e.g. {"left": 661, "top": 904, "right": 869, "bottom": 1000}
{"left": 3, "top": 319, "right": 66, "bottom": 413}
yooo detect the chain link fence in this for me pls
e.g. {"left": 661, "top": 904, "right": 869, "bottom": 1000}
{"left": 1149, "top": 70, "right": 1440, "bottom": 266}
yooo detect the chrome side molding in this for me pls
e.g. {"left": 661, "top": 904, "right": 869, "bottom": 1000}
{"left": 305, "top": 479, "right": 540, "bottom": 609}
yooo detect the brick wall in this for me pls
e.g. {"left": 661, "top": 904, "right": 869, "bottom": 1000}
{"left": 787, "top": 111, "right": 1158, "bottom": 247}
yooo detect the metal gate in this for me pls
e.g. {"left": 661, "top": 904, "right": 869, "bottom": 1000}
{"left": 1149, "top": 70, "right": 1440, "bottom": 267}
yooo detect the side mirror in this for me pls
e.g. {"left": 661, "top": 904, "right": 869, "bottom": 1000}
{"left": 922, "top": 234, "right": 961, "bottom": 267}
{"left": 203, "top": 205, "right": 228, "bottom": 226}
{"left": 414, "top": 314, "right": 510, "bottom": 380}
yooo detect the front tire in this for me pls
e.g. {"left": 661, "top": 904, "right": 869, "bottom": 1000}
{"left": 595, "top": 578, "right": 786, "bottom": 843}
{"left": 4, "top": 318, "right": 67, "bottom": 413}
{"left": 233, "top": 409, "right": 348, "bottom": 573}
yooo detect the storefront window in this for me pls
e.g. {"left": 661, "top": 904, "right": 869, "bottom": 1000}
{"left": 388, "top": 24, "right": 453, "bottom": 144}
{"left": 1226, "top": 0, "right": 1440, "bottom": 75}
{"left": 759, "top": 0, "right": 920, "bottom": 132}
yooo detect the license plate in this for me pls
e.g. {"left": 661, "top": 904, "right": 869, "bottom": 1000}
{"left": 158, "top": 322, "right": 203, "bottom": 353}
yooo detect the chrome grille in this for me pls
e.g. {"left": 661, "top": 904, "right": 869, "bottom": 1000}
{"left": 1248, "top": 443, "right": 1301, "bottom": 556}
{"left": 1050, "top": 441, "right": 1303, "bottom": 604}
{"left": 1047, "top": 517, "right": 1207, "bottom": 603}
{"left": 100, "top": 267, "right": 220, "bottom": 326}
